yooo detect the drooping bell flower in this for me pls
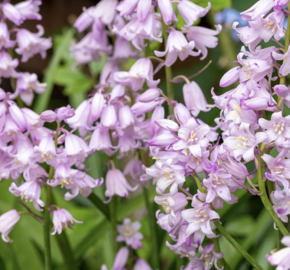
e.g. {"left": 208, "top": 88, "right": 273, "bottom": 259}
{"left": 0, "top": 22, "right": 15, "bottom": 49}
{"left": 16, "top": 26, "right": 52, "bottom": 62}
{"left": 155, "top": 29, "right": 200, "bottom": 67}
{"left": 51, "top": 208, "right": 82, "bottom": 235}
{"left": 0, "top": 210, "right": 20, "bottom": 242}
{"left": 15, "top": 0, "right": 42, "bottom": 20}
{"left": 158, "top": 0, "right": 177, "bottom": 25}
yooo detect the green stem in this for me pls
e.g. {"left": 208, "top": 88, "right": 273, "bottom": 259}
{"left": 257, "top": 154, "right": 289, "bottom": 236}
{"left": 212, "top": 233, "right": 230, "bottom": 270}
{"left": 161, "top": 21, "right": 174, "bottom": 115}
{"left": 43, "top": 122, "right": 60, "bottom": 270}
{"left": 193, "top": 175, "right": 205, "bottom": 193}
{"left": 88, "top": 193, "right": 111, "bottom": 221}
{"left": 214, "top": 221, "right": 265, "bottom": 270}
{"left": 109, "top": 196, "right": 118, "bottom": 255}
{"left": 143, "top": 187, "right": 160, "bottom": 270}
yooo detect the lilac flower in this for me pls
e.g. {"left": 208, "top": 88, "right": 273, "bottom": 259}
{"left": 0, "top": 210, "right": 20, "bottom": 242}
{"left": 178, "top": 0, "right": 211, "bottom": 29}
{"left": 136, "top": 0, "right": 152, "bottom": 22}
{"left": 0, "top": 51, "right": 18, "bottom": 78}
{"left": 89, "top": 126, "right": 114, "bottom": 154}
{"left": 2, "top": 3, "right": 23, "bottom": 26}
{"left": 116, "top": 218, "right": 143, "bottom": 249}
{"left": 55, "top": 105, "right": 75, "bottom": 121}
{"left": 273, "top": 46, "right": 290, "bottom": 77}
{"left": 93, "top": 0, "right": 118, "bottom": 25}
{"left": 145, "top": 159, "right": 185, "bottom": 194}
{"left": 16, "top": 26, "right": 52, "bottom": 62}
{"left": 240, "top": 0, "right": 274, "bottom": 21}
{"left": 271, "top": 189, "right": 290, "bottom": 222}
{"left": 114, "top": 58, "right": 160, "bottom": 91}
{"left": 173, "top": 118, "right": 210, "bottom": 157}
{"left": 51, "top": 208, "right": 82, "bottom": 235}
{"left": 119, "top": 105, "right": 135, "bottom": 129}
{"left": 134, "top": 259, "right": 152, "bottom": 270}
{"left": 116, "top": 0, "right": 139, "bottom": 17}
{"left": 101, "top": 105, "right": 117, "bottom": 128}
{"left": 155, "top": 192, "right": 188, "bottom": 225}
{"left": 259, "top": 112, "right": 290, "bottom": 147}
{"left": 138, "top": 88, "right": 161, "bottom": 103}
{"left": 186, "top": 25, "right": 221, "bottom": 60}
{"left": 101, "top": 247, "right": 129, "bottom": 270}
{"left": 183, "top": 81, "right": 209, "bottom": 116}
{"left": 155, "top": 29, "right": 199, "bottom": 67}
{"left": 105, "top": 169, "right": 138, "bottom": 200}
{"left": 220, "top": 54, "right": 271, "bottom": 87}
{"left": 0, "top": 22, "right": 15, "bottom": 49}
{"left": 15, "top": 0, "right": 42, "bottom": 20}
{"left": 113, "top": 36, "right": 139, "bottom": 59}
{"left": 34, "top": 136, "right": 56, "bottom": 164}
{"left": 266, "top": 236, "right": 290, "bottom": 269}
{"left": 123, "top": 159, "right": 143, "bottom": 182}
{"left": 263, "top": 149, "right": 290, "bottom": 190}
{"left": 174, "top": 103, "right": 191, "bottom": 125}
{"left": 182, "top": 196, "right": 219, "bottom": 237}
{"left": 65, "top": 133, "right": 91, "bottom": 157}
{"left": 16, "top": 72, "right": 46, "bottom": 106}
{"left": 10, "top": 180, "right": 45, "bottom": 211}
{"left": 273, "top": 0, "right": 289, "bottom": 11}
{"left": 158, "top": 0, "right": 177, "bottom": 25}
{"left": 203, "top": 168, "right": 238, "bottom": 209}
{"left": 223, "top": 123, "right": 267, "bottom": 162}
{"left": 73, "top": 7, "right": 95, "bottom": 32}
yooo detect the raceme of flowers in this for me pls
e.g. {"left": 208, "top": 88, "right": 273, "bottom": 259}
{"left": 1, "top": 0, "right": 290, "bottom": 270}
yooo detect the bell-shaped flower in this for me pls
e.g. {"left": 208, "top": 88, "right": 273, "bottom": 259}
{"left": 73, "top": 7, "right": 95, "bottom": 32}
{"left": 9, "top": 179, "right": 45, "bottom": 211}
{"left": 155, "top": 29, "right": 200, "bottom": 67}
{"left": 105, "top": 169, "right": 138, "bottom": 200}
{"left": 119, "top": 105, "right": 135, "bottom": 129}
{"left": 116, "top": 0, "right": 139, "bottom": 17}
{"left": 2, "top": 3, "right": 23, "bottom": 25}
{"left": 56, "top": 105, "right": 75, "bottom": 121}
{"left": 51, "top": 208, "right": 82, "bottom": 235}
{"left": 134, "top": 259, "right": 152, "bottom": 270}
{"left": 174, "top": 103, "right": 191, "bottom": 125}
{"left": 273, "top": 0, "right": 289, "bottom": 11}
{"left": 65, "top": 133, "right": 91, "bottom": 157}
{"left": 113, "top": 36, "right": 139, "bottom": 59}
{"left": 183, "top": 81, "right": 209, "bottom": 117}
{"left": 182, "top": 195, "right": 219, "bottom": 237}
{"left": 173, "top": 118, "right": 210, "bottom": 157}
{"left": 155, "top": 192, "right": 188, "bottom": 224}
{"left": 0, "top": 210, "right": 20, "bottom": 242}
{"left": 16, "top": 26, "right": 52, "bottom": 62}
{"left": 89, "top": 126, "right": 115, "bottom": 155}
{"left": 101, "top": 105, "right": 117, "bottom": 128}
{"left": 271, "top": 189, "right": 290, "bottom": 222}
{"left": 186, "top": 25, "right": 221, "bottom": 60}
{"left": 0, "top": 51, "right": 18, "bottom": 78}
{"left": 158, "top": 0, "right": 177, "bottom": 25}
{"left": 116, "top": 218, "right": 143, "bottom": 249}
{"left": 15, "top": 0, "right": 42, "bottom": 20}
{"left": 223, "top": 123, "right": 267, "bottom": 162}
{"left": 17, "top": 72, "right": 46, "bottom": 106}
{"left": 93, "top": 0, "right": 118, "bottom": 25}
{"left": 0, "top": 22, "right": 15, "bottom": 49}
{"left": 203, "top": 168, "right": 238, "bottom": 209}
{"left": 240, "top": 0, "right": 274, "bottom": 21}
{"left": 259, "top": 112, "right": 290, "bottom": 147}
{"left": 114, "top": 58, "right": 160, "bottom": 91}
{"left": 66, "top": 100, "right": 92, "bottom": 136}
{"left": 34, "top": 136, "right": 56, "bottom": 165}
{"left": 266, "top": 236, "right": 290, "bottom": 269}
{"left": 9, "top": 102, "right": 27, "bottom": 132}
{"left": 101, "top": 247, "right": 129, "bottom": 270}
{"left": 178, "top": 0, "right": 211, "bottom": 28}
{"left": 145, "top": 159, "right": 185, "bottom": 194}
{"left": 273, "top": 46, "right": 290, "bottom": 77}
{"left": 262, "top": 149, "right": 290, "bottom": 190}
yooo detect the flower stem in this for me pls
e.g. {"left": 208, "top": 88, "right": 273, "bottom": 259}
{"left": 143, "top": 187, "right": 160, "bottom": 270}
{"left": 212, "top": 232, "right": 230, "bottom": 269}
{"left": 43, "top": 121, "right": 60, "bottom": 270}
{"left": 110, "top": 196, "right": 118, "bottom": 255}
{"left": 214, "top": 221, "right": 265, "bottom": 270}
{"left": 257, "top": 154, "right": 289, "bottom": 236}
{"left": 161, "top": 21, "right": 174, "bottom": 115}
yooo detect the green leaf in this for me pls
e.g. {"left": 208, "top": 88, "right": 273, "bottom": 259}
{"left": 225, "top": 216, "right": 254, "bottom": 236}
{"left": 87, "top": 193, "right": 111, "bottom": 221}
{"left": 193, "top": 0, "right": 231, "bottom": 10}
{"left": 34, "top": 28, "right": 75, "bottom": 114}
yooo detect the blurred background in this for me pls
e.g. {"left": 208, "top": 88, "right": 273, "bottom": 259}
{"left": 0, "top": 0, "right": 280, "bottom": 270}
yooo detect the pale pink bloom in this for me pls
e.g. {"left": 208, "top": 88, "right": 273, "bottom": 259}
{"left": 0, "top": 210, "right": 20, "bottom": 242}
{"left": 155, "top": 29, "right": 200, "bottom": 67}
{"left": 158, "top": 0, "right": 177, "bottom": 25}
